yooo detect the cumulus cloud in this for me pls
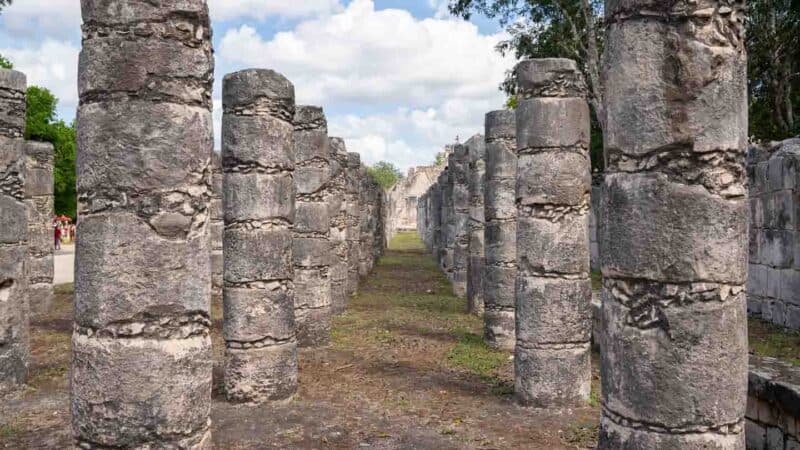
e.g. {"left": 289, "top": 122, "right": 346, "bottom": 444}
{"left": 217, "top": 0, "right": 514, "bottom": 170}
{"left": 208, "top": 0, "right": 342, "bottom": 22}
{"left": 0, "top": 0, "right": 81, "bottom": 42}
{"left": 0, "top": 39, "right": 80, "bottom": 114}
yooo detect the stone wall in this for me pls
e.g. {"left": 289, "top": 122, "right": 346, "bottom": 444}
{"left": 746, "top": 355, "right": 800, "bottom": 450}
{"left": 385, "top": 164, "right": 442, "bottom": 243}
{"left": 25, "top": 141, "right": 54, "bottom": 315}
{"left": 747, "top": 138, "right": 800, "bottom": 330}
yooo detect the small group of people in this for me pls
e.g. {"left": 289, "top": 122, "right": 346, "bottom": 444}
{"left": 53, "top": 216, "right": 75, "bottom": 250}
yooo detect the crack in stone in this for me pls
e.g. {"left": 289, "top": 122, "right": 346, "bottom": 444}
{"left": 602, "top": 405, "right": 744, "bottom": 435}
{"left": 226, "top": 335, "right": 295, "bottom": 349}
{"left": 74, "top": 312, "right": 211, "bottom": 340}
{"left": 224, "top": 279, "right": 293, "bottom": 290}
{"left": 222, "top": 97, "right": 294, "bottom": 123}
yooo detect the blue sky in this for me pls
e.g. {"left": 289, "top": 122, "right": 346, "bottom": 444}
{"left": 0, "top": 0, "right": 513, "bottom": 171}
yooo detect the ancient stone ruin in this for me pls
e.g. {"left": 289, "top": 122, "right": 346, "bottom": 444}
{"left": 328, "top": 137, "right": 350, "bottom": 314}
{"left": 466, "top": 134, "right": 486, "bottom": 316}
{"left": 0, "top": 68, "right": 28, "bottom": 393}
{"left": 71, "top": 0, "right": 215, "bottom": 446}
{"left": 293, "top": 105, "right": 333, "bottom": 347}
{"left": 221, "top": 69, "right": 298, "bottom": 403}
{"left": 599, "top": 0, "right": 749, "bottom": 446}
{"left": 482, "top": 109, "right": 517, "bottom": 351}
{"left": 25, "top": 141, "right": 54, "bottom": 315}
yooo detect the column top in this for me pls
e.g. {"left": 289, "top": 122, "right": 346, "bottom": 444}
{"left": 0, "top": 68, "right": 26, "bottom": 92}
{"left": 485, "top": 110, "right": 516, "bottom": 140}
{"left": 515, "top": 58, "right": 585, "bottom": 99}
{"left": 295, "top": 105, "right": 327, "bottom": 130}
{"left": 222, "top": 69, "right": 295, "bottom": 110}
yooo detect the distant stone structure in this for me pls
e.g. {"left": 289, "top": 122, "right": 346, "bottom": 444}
{"left": 483, "top": 110, "right": 517, "bottom": 351}
{"left": 386, "top": 164, "right": 441, "bottom": 242}
{"left": 345, "top": 152, "right": 362, "bottom": 297}
{"left": 0, "top": 68, "right": 29, "bottom": 393}
{"left": 24, "top": 141, "right": 53, "bottom": 316}
{"left": 466, "top": 134, "right": 486, "bottom": 315}
{"left": 450, "top": 145, "right": 469, "bottom": 298}
{"left": 221, "top": 69, "right": 298, "bottom": 403}
{"left": 747, "top": 138, "right": 800, "bottom": 330}
{"left": 328, "top": 137, "right": 350, "bottom": 314}
{"left": 513, "top": 59, "right": 592, "bottom": 407}
{"left": 72, "top": 1, "right": 214, "bottom": 445}
{"left": 293, "top": 106, "right": 333, "bottom": 347}
{"left": 210, "top": 152, "right": 224, "bottom": 299}
{"left": 599, "top": 1, "right": 749, "bottom": 447}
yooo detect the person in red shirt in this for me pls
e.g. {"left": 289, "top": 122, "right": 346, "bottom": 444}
{"left": 54, "top": 225, "right": 61, "bottom": 250}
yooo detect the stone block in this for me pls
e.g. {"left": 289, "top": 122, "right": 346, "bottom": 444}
{"left": 517, "top": 212, "right": 589, "bottom": 276}
{"left": 767, "top": 427, "right": 784, "bottom": 450}
{"left": 295, "top": 166, "right": 330, "bottom": 195}
{"left": 517, "top": 97, "right": 590, "bottom": 150}
{"left": 296, "top": 202, "right": 330, "bottom": 235}
{"left": 749, "top": 264, "right": 768, "bottom": 297}
{"left": 222, "top": 115, "right": 294, "bottom": 168}
{"left": 484, "top": 265, "right": 516, "bottom": 309}
{"left": 223, "top": 227, "right": 292, "bottom": 283}
{"left": 601, "top": 173, "right": 747, "bottom": 283}
{"left": 787, "top": 305, "right": 800, "bottom": 330}
{"left": 293, "top": 237, "right": 332, "bottom": 267}
{"left": 603, "top": 20, "right": 747, "bottom": 157}
{"left": 75, "top": 213, "right": 210, "bottom": 329}
{"left": 223, "top": 287, "right": 294, "bottom": 343}
{"left": 781, "top": 269, "right": 800, "bottom": 307}
{"left": 766, "top": 267, "right": 782, "bottom": 300}
{"left": 224, "top": 342, "right": 298, "bottom": 403}
{"left": 77, "top": 101, "right": 213, "bottom": 197}
{"left": 71, "top": 334, "right": 212, "bottom": 447}
{"left": 515, "top": 344, "right": 591, "bottom": 407}
{"left": 752, "top": 196, "right": 765, "bottom": 230}
{"left": 223, "top": 172, "right": 294, "bottom": 223}
{"left": 772, "top": 191, "right": 796, "bottom": 230}
{"left": 749, "top": 295, "right": 764, "bottom": 315}
{"left": 517, "top": 150, "right": 590, "bottom": 207}
{"left": 746, "top": 419, "right": 766, "bottom": 450}
{"left": 599, "top": 417, "right": 744, "bottom": 449}
{"left": 484, "top": 220, "right": 516, "bottom": 265}
{"left": 0, "top": 195, "right": 27, "bottom": 244}
{"left": 600, "top": 288, "right": 748, "bottom": 428}
{"left": 516, "top": 276, "right": 591, "bottom": 345}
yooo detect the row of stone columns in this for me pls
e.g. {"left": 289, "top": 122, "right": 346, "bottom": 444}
{"left": 419, "top": 13, "right": 749, "bottom": 442}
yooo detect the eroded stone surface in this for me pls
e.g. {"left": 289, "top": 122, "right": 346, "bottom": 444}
{"left": 599, "top": 1, "right": 749, "bottom": 446}
{"left": 221, "top": 69, "right": 298, "bottom": 404}
{"left": 73, "top": 1, "right": 214, "bottom": 445}
{"left": 514, "top": 58, "right": 591, "bottom": 407}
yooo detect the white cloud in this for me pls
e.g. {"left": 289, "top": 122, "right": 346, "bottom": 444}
{"left": 1, "top": 39, "right": 80, "bottom": 113}
{"left": 1, "top": 0, "right": 81, "bottom": 41}
{"left": 428, "top": 0, "right": 452, "bottom": 19}
{"left": 208, "top": 0, "right": 342, "bottom": 22}
{"left": 217, "top": 0, "right": 514, "bottom": 170}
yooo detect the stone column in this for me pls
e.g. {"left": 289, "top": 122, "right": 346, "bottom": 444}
{"left": 466, "top": 134, "right": 486, "bottom": 314}
{"left": 25, "top": 141, "right": 54, "bottom": 315}
{"left": 599, "top": 2, "right": 748, "bottom": 447}
{"left": 358, "top": 165, "right": 371, "bottom": 277}
{"left": 514, "top": 59, "right": 592, "bottom": 407}
{"left": 430, "top": 181, "right": 442, "bottom": 259}
{"left": 293, "top": 106, "right": 332, "bottom": 347}
{"left": 0, "top": 68, "right": 28, "bottom": 393}
{"left": 439, "top": 169, "right": 452, "bottom": 271}
{"left": 210, "top": 152, "right": 223, "bottom": 299}
{"left": 451, "top": 144, "right": 469, "bottom": 298}
{"left": 72, "top": 1, "right": 214, "bottom": 446}
{"left": 328, "top": 137, "right": 349, "bottom": 314}
{"left": 221, "top": 69, "right": 298, "bottom": 403}
{"left": 345, "top": 152, "right": 361, "bottom": 297}
{"left": 483, "top": 110, "right": 517, "bottom": 351}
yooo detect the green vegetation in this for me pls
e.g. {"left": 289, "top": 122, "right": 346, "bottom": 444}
{"left": 446, "top": 332, "right": 507, "bottom": 378}
{"left": 0, "top": 54, "right": 12, "bottom": 69}
{"left": 24, "top": 85, "right": 77, "bottom": 219}
{"left": 590, "top": 271, "right": 601, "bottom": 292}
{"left": 0, "top": 424, "right": 20, "bottom": 439}
{"left": 367, "top": 161, "right": 403, "bottom": 190}
{"left": 749, "top": 318, "right": 800, "bottom": 366}
{"left": 434, "top": 151, "right": 447, "bottom": 166}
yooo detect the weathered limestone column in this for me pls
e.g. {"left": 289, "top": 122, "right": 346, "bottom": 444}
{"left": 25, "top": 141, "right": 54, "bottom": 315}
{"left": 221, "top": 69, "right": 298, "bottom": 403}
{"left": 210, "top": 152, "right": 223, "bottom": 299}
{"left": 466, "top": 134, "right": 486, "bottom": 314}
{"left": 293, "top": 106, "right": 332, "bottom": 347}
{"left": 483, "top": 110, "right": 517, "bottom": 351}
{"left": 430, "top": 181, "right": 442, "bottom": 259}
{"left": 599, "top": 2, "right": 748, "bottom": 447}
{"left": 514, "top": 59, "right": 592, "bottom": 407}
{"left": 72, "top": 1, "right": 214, "bottom": 446}
{"left": 451, "top": 147, "right": 469, "bottom": 297}
{"left": 358, "top": 165, "right": 371, "bottom": 277}
{"left": 439, "top": 168, "right": 453, "bottom": 272}
{"left": 345, "top": 152, "right": 361, "bottom": 297}
{"left": 328, "top": 137, "right": 349, "bottom": 314}
{"left": 0, "top": 68, "right": 28, "bottom": 393}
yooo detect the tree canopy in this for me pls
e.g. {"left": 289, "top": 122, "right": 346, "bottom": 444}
{"left": 25, "top": 85, "right": 77, "bottom": 219}
{"left": 367, "top": 161, "right": 404, "bottom": 190}
{"left": 0, "top": 54, "right": 12, "bottom": 69}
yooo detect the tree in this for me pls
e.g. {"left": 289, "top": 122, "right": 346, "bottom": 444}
{"left": 748, "top": 0, "right": 800, "bottom": 141}
{"left": 449, "top": 0, "right": 604, "bottom": 125}
{"left": 24, "top": 86, "right": 77, "bottom": 219}
{"left": 367, "top": 161, "right": 403, "bottom": 190}
{"left": 0, "top": 54, "right": 12, "bottom": 69}
{"left": 0, "top": 0, "right": 12, "bottom": 12}
{"left": 434, "top": 152, "right": 447, "bottom": 166}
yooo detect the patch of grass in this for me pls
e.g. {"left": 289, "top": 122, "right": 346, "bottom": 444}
{"left": 389, "top": 232, "right": 426, "bottom": 251}
{"left": 53, "top": 283, "right": 74, "bottom": 295}
{"left": 590, "top": 272, "right": 602, "bottom": 292}
{"left": 561, "top": 421, "right": 599, "bottom": 448}
{"left": 749, "top": 317, "right": 800, "bottom": 366}
{"left": 446, "top": 333, "right": 507, "bottom": 378}
{"left": 0, "top": 424, "right": 21, "bottom": 439}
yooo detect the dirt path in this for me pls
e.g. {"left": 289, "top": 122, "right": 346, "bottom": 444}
{"left": 1, "top": 232, "right": 600, "bottom": 449}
